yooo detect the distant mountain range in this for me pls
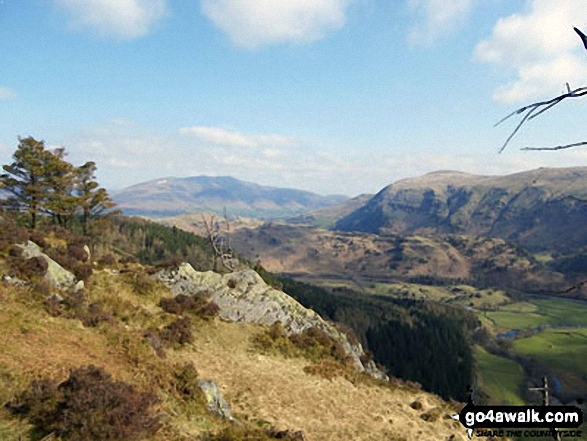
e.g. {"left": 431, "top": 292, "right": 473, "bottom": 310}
{"left": 335, "top": 167, "right": 587, "bottom": 253}
{"left": 112, "top": 176, "right": 348, "bottom": 219}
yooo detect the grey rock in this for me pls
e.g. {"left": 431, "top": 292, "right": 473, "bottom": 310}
{"left": 155, "top": 264, "right": 387, "bottom": 380}
{"left": 16, "top": 241, "right": 76, "bottom": 290}
{"left": 73, "top": 280, "right": 85, "bottom": 292}
{"left": 83, "top": 245, "right": 91, "bottom": 261}
{"left": 198, "top": 380, "right": 233, "bottom": 420}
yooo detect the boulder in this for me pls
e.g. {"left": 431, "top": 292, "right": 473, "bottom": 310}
{"left": 155, "top": 264, "right": 387, "bottom": 380}
{"left": 17, "top": 241, "right": 76, "bottom": 290}
{"left": 197, "top": 380, "right": 233, "bottom": 420}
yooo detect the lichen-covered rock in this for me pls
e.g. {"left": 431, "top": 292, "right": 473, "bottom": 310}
{"left": 83, "top": 245, "right": 91, "bottom": 261}
{"left": 155, "top": 264, "right": 387, "bottom": 380}
{"left": 17, "top": 241, "right": 76, "bottom": 290}
{"left": 198, "top": 380, "right": 233, "bottom": 420}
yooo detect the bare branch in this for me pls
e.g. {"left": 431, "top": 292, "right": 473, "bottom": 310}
{"left": 201, "top": 212, "right": 236, "bottom": 272}
{"left": 496, "top": 87, "right": 587, "bottom": 153}
{"left": 521, "top": 141, "right": 587, "bottom": 151}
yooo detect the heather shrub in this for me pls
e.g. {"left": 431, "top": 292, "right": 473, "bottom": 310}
{"left": 159, "top": 317, "right": 194, "bottom": 346}
{"left": 143, "top": 331, "right": 167, "bottom": 358}
{"left": 0, "top": 219, "right": 28, "bottom": 252}
{"left": 123, "top": 270, "right": 157, "bottom": 296}
{"left": 44, "top": 295, "right": 64, "bottom": 317}
{"left": 72, "top": 264, "right": 93, "bottom": 282}
{"left": 80, "top": 303, "right": 115, "bottom": 327}
{"left": 28, "top": 231, "right": 47, "bottom": 248}
{"left": 68, "top": 244, "right": 89, "bottom": 262}
{"left": 172, "top": 362, "right": 201, "bottom": 400}
{"left": 11, "top": 256, "right": 49, "bottom": 280}
{"left": 252, "top": 322, "right": 298, "bottom": 357}
{"left": 254, "top": 324, "right": 352, "bottom": 366}
{"left": 159, "top": 294, "right": 196, "bottom": 315}
{"left": 97, "top": 253, "right": 117, "bottom": 267}
{"left": 7, "top": 365, "right": 161, "bottom": 441}
{"left": 289, "top": 327, "right": 350, "bottom": 364}
{"left": 159, "top": 291, "right": 220, "bottom": 320}
{"left": 63, "top": 290, "right": 87, "bottom": 316}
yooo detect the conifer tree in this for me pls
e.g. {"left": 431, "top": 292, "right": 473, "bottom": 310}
{"left": 76, "top": 161, "right": 117, "bottom": 236}
{"left": 44, "top": 147, "right": 79, "bottom": 228}
{"left": 0, "top": 137, "right": 54, "bottom": 229}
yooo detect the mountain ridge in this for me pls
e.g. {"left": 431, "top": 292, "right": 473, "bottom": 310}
{"left": 112, "top": 175, "right": 348, "bottom": 219}
{"left": 335, "top": 166, "right": 587, "bottom": 252}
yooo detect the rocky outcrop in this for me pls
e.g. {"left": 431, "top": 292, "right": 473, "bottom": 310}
{"left": 17, "top": 241, "right": 76, "bottom": 290}
{"left": 155, "top": 264, "right": 387, "bottom": 380}
{"left": 198, "top": 380, "right": 234, "bottom": 420}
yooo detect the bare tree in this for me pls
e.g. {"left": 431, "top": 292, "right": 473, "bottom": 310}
{"left": 497, "top": 27, "right": 587, "bottom": 153}
{"left": 201, "top": 211, "right": 236, "bottom": 272}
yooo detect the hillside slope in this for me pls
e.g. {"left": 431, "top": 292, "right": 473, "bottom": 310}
{"left": 227, "top": 223, "right": 564, "bottom": 293}
{"left": 335, "top": 167, "right": 587, "bottom": 252}
{"left": 112, "top": 176, "right": 347, "bottom": 219}
{"left": 0, "top": 242, "right": 476, "bottom": 441}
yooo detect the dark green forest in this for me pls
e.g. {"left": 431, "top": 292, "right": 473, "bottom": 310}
{"left": 278, "top": 277, "right": 477, "bottom": 400}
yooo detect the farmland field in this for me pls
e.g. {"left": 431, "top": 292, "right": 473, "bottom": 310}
{"left": 474, "top": 346, "right": 526, "bottom": 405}
{"left": 513, "top": 328, "right": 587, "bottom": 400}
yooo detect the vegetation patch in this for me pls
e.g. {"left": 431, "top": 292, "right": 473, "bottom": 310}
{"left": 474, "top": 346, "right": 525, "bottom": 405}
{"left": 159, "top": 292, "right": 220, "bottom": 320}
{"left": 6, "top": 365, "right": 161, "bottom": 441}
{"left": 252, "top": 323, "right": 351, "bottom": 367}
{"left": 200, "top": 425, "right": 306, "bottom": 441}
{"left": 513, "top": 328, "right": 587, "bottom": 400}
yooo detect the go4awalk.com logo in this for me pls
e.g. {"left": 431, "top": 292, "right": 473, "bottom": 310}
{"left": 452, "top": 399, "right": 583, "bottom": 439}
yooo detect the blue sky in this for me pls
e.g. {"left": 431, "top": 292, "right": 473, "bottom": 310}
{"left": 1, "top": 0, "right": 587, "bottom": 196}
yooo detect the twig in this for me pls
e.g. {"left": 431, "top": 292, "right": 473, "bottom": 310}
{"left": 496, "top": 87, "right": 587, "bottom": 153}
{"left": 521, "top": 141, "right": 587, "bottom": 151}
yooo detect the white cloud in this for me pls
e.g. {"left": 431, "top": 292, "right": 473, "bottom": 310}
{"left": 408, "top": 0, "right": 474, "bottom": 45}
{"left": 475, "top": 0, "right": 587, "bottom": 103}
{"left": 200, "top": 0, "right": 351, "bottom": 49}
{"left": 55, "top": 0, "right": 167, "bottom": 39}
{"left": 179, "top": 126, "right": 297, "bottom": 148}
{"left": 0, "top": 87, "right": 16, "bottom": 101}
{"left": 60, "top": 121, "right": 587, "bottom": 196}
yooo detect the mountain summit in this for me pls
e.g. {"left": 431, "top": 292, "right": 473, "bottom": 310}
{"left": 112, "top": 176, "right": 347, "bottom": 219}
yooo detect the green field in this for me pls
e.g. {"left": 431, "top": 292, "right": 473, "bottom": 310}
{"left": 474, "top": 346, "right": 526, "bottom": 405}
{"left": 484, "top": 297, "right": 587, "bottom": 331}
{"left": 513, "top": 328, "right": 587, "bottom": 400}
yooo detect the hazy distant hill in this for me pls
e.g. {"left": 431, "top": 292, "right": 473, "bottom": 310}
{"left": 335, "top": 167, "right": 587, "bottom": 253}
{"left": 112, "top": 176, "right": 348, "bottom": 219}
{"left": 286, "top": 193, "right": 373, "bottom": 228}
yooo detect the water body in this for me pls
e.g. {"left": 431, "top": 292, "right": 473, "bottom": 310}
{"left": 497, "top": 324, "right": 582, "bottom": 340}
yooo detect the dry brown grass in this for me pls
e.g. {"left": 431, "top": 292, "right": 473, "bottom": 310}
{"left": 173, "top": 321, "right": 475, "bottom": 441}
{"left": 0, "top": 265, "right": 490, "bottom": 441}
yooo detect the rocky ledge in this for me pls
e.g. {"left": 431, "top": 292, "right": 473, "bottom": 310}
{"left": 155, "top": 263, "right": 387, "bottom": 380}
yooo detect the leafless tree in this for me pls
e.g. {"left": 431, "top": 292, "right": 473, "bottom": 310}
{"left": 201, "top": 210, "right": 236, "bottom": 272}
{"left": 497, "top": 27, "right": 587, "bottom": 153}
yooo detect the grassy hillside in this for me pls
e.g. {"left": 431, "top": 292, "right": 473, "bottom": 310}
{"left": 222, "top": 222, "right": 565, "bottom": 294}
{"left": 0, "top": 224, "right": 476, "bottom": 441}
{"left": 474, "top": 346, "right": 526, "bottom": 405}
{"left": 335, "top": 167, "right": 587, "bottom": 254}
{"left": 513, "top": 328, "right": 587, "bottom": 402}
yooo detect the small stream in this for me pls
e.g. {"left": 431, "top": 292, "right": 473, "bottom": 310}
{"left": 497, "top": 324, "right": 582, "bottom": 340}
